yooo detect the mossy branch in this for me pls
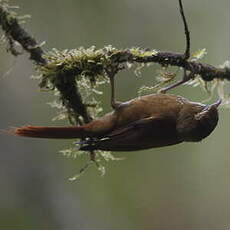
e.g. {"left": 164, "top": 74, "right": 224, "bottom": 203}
{"left": 41, "top": 48, "right": 230, "bottom": 83}
{"left": 0, "top": 2, "right": 46, "bottom": 64}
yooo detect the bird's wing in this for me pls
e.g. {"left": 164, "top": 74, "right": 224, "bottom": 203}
{"left": 106, "top": 116, "right": 162, "bottom": 137}
{"left": 80, "top": 116, "right": 183, "bottom": 151}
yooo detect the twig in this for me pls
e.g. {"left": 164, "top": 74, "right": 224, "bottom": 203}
{"left": 179, "top": 0, "right": 190, "bottom": 59}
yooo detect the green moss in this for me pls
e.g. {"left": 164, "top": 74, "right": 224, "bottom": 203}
{"left": 37, "top": 46, "right": 160, "bottom": 94}
{"left": 130, "top": 47, "right": 158, "bottom": 58}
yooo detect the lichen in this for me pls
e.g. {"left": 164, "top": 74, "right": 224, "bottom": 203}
{"left": 130, "top": 47, "right": 158, "bottom": 58}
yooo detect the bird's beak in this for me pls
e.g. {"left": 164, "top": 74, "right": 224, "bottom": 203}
{"left": 195, "top": 99, "right": 221, "bottom": 120}
{"left": 210, "top": 99, "right": 222, "bottom": 108}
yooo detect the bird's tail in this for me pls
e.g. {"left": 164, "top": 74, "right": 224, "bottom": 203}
{"left": 11, "top": 125, "right": 87, "bottom": 139}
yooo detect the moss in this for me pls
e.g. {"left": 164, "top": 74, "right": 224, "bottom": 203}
{"left": 130, "top": 47, "right": 158, "bottom": 58}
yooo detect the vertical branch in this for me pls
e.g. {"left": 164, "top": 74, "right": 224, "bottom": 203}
{"left": 178, "top": 0, "right": 190, "bottom": 60}
{"left": 55, "top": 73, "right": 92, "bottom": 124}
{"left": 158, "top": 0, "right": 192, "bottom": 93}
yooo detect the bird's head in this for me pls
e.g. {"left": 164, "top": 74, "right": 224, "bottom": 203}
{"left": 177, "top": 99, "right": 221, "bottom": 142}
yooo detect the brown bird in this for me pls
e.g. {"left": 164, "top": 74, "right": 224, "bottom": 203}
{"left": 12, "top": 92, "right": 221, "bottom": 151}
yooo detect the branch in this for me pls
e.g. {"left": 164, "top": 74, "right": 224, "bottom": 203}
{"left": 179, "top": 0, "right": 190, "bottom": 59}
{"left": 131, "top": 50, "right": 230, "bottom": 81}
{"left": 39, "top": 48, "right": 230, "bottom": 84}
{"left": 0, "top": 3, "right": 46, "bottom": 64}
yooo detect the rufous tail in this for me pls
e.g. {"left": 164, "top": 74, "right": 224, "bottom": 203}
{"left": 12, "top": 125, "right": 87, "bottom": 139}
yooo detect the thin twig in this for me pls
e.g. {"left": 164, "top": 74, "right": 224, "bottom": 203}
{"left": 178, "top": 0, "right": 190, "bottom": 60}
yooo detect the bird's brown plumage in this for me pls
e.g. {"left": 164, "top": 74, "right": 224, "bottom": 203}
{"left": 12, "top": 94, "right": 220, "bottom": 151}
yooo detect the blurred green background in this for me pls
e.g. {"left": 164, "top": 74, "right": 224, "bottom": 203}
{"left": 1, "top": 0, "right": 230, "bottom": 229}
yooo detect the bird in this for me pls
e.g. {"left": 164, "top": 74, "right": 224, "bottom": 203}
{"left": 12, "top": 92, "right": 221, "bottom": 151}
